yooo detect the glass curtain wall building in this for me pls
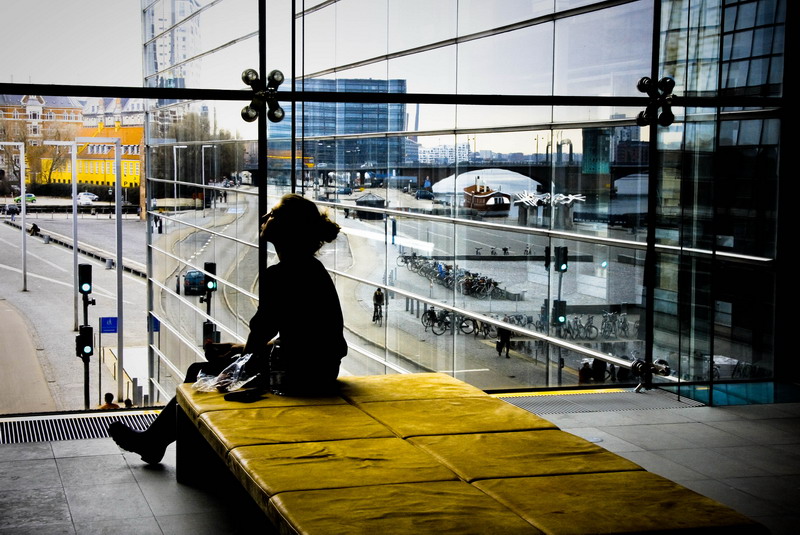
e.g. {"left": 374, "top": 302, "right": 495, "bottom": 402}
{"left": 141, "top": 0, "right": 786, "bottom": 406}
{"left": 0, "top": 0, "right": 787, "bottom": 413}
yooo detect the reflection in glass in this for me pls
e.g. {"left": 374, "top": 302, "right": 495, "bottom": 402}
{"left": 554, "top": 1, "right": 652, "bottom": 97}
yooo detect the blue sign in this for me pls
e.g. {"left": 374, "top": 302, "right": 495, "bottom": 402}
{"left": 149, "top": 316, "right": 160, "bottom": 333}
{"left": 100, "top": 317, "right": 118, "bottom": 334}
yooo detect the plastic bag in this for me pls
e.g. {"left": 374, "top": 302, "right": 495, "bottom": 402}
{"left": 192, "top": 353, "right": 260, "bottom": 393}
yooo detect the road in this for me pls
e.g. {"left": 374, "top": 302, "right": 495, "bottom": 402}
{"left": 0, "top": 187, "right": 645, "bottom": 415}
{"left": 0, "top": 298, "right": 57, "bottom": 413}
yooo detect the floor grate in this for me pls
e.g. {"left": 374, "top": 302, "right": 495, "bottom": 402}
{"left": 0, "top": 412, "right": 159, "bottom": 444}
{"left": 497, "top": 388, "right": 705, "bottom": 414}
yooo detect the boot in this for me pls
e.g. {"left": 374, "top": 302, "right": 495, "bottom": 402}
{"left": 108, "top": 421, "right": 168, "bottom": 465}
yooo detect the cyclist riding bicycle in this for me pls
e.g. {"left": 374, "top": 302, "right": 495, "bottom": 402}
{"left": 372, "top": 288, "right": 384, "bottom": 322}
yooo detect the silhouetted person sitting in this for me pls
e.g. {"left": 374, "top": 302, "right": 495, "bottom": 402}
{"left": 109, "top": 194, "right": 346, "bottom": 464}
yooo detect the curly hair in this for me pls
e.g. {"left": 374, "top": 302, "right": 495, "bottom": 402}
{"left": 269, "top": 194, "right": 340, "bottom": 255}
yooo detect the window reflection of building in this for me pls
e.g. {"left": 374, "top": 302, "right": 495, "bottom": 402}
{"left": 136, "top": 0, "right": 786, "bottom": 406}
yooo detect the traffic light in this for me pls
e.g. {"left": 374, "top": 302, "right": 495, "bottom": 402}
{"left": 203, "top": 262, "right": 217, "bottom": 292}
{"left": 78, "top": 263, "right": 92, "bottom": 294}
{"left": 544, "top": 246, "right": 551, "bottom": 271}
{"left": 554, "top": 247, "right": 568, "bottom": 272}
{"left": 553, "top": 300, "right": 567, "bottom": 325}
{"left": 75, "top": 325, "right": 93, "bottom": 358}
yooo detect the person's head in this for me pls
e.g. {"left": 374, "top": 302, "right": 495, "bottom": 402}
{"left": 261, "top": 194, "right": 340, "bottom": 257}
{"left": 124, "top": 399, "right": 133, "bottom": 408}
{"left": 104, "top": 392, "right": 114, "bottom": 403}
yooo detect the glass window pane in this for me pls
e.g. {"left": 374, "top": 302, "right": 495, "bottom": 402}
{"left": 457, "top": 25, "right": 553, "bottom": 96}
{"left": 458, "top": 0, "right": 553, "bottom": 35}
{"left": 389, "top": 0, "right": 456, "bottom": 52}
{"left": 336, "top": 0, "right": 388, "bottom": 66}
{"left": 554, "top": 1, "right": 653, "bottom": 97}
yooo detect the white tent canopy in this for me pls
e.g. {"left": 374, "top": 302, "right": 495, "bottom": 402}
{"left": 432, "top": 168, "right": 542, "bottom": 197}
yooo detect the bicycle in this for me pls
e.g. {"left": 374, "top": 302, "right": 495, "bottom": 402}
{"left": 476, "top": 317, "right": 499, "bottom": 339}
{"left": 396, "top": 252, "right": 417, "bottom": 268}
{"left": 582, "top": 315, "right": 599, "bottom": 339}
{"left": 456, "top": 315, "right": 477, "bottom": 335}
{"left": 562, "top": 316, "right": 580, "bottom": 339}
{"left": 431, "top": 309, "right": 451, "bottom": 335}
{"left": 421, "top": 307, "right": 437, "bottom": 331}
{"left": 601, "top": 311, "right": 618, "bottom": 338}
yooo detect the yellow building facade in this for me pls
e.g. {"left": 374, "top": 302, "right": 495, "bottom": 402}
{"left": 44, "top": 122, "right": 144, "bottom": 188}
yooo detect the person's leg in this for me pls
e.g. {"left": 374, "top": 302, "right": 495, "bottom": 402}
{"left": 109, "top": 360, "right": 224, "bottom": 464}
{"left": 109, "top": 396, "right": 176, "bottom": 464}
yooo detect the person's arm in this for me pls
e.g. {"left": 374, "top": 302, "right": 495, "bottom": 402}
{"left": 242, "top": 306, "right": 278, "bottom": 356}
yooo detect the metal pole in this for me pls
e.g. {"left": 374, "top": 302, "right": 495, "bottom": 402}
{"left": 84, "top": 356, "right": 90, "bottom": 410}
{"left": 20, "top": 144, "right": 27, "bottom": 291}
{"left": 1, "top": 142, "right": 28, "bottom": 291}
{"left": 44, "top": 140, "right": 79, "bottom": 328}
{"left": 201, "top": 144, "right": 213, "bottom": 216}
{"left": 642, "top": 0, "right": 663, "bottom": 391}
{"left": 98, "top": 319, "right": 102, "bottom": 407}
{"left": 172, "top": 145, "right": 187, "bottom": 207}
{"left": 115, "top": 139, "right": 124, "bottom": 402}
{"left": 72, "top": 145, "right": 78, "bottom": 330}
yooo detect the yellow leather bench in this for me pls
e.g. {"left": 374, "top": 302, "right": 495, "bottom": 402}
{"left": 175, "top": 372, "right": 765, "bottom": 534}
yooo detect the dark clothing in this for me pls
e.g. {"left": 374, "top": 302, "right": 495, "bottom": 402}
{"left": 591, "top": 359, "right": 608, "bottom": 383}
{"left": 497, "top": 326, "right": 512, "bottom": 357}
{"left": 131, "top": 256, "right": 346, "bottom": 451}
{"left": 244, "top": 257, "right": 347, "bottom": 392}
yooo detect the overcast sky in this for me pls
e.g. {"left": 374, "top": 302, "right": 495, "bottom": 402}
{"left": 0, "top": 1, "right": 143, "bottom": 86}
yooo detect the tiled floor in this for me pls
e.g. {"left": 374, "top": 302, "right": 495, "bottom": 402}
{"left": 1, "top": 398, "right": 798, "bottom": 534}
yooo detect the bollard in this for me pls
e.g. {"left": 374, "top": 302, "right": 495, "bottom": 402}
{"left": 43, "top": 235, "right": 50, "bottom": 244}
{"left": 105, "top": 258, "right": 114, "bottom": 269}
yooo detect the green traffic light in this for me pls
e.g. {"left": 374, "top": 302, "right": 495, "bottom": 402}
{"left": 83, "top": 345, "right": 92, "bottom": 354}
{"left": 80, "top": 283, "right": 92, "bottom": 292}
{"left": 560, "top": 263, "right": 568, "bottom": 271}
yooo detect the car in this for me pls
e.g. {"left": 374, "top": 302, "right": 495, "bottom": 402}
{"left": 183, "top": 270, "right": 205, "bottom": 295}
{"left": 77, "top": 191, "right": 99, "bottom": 201}
{"left": 414, "top": 189, "right": 434, "bottom": 200}
{"left": 13, "top": 193, "right": 36, "bottom": 204}
{"left": 336, "top": 186, "right": 353, "bottom": 195}
{"left": 77, "top": 196, "right": 93, "bottom": 206}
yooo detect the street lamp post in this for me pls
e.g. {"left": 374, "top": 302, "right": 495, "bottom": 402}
{"left": 201, "top": 144, "right": 214, "bottom": 215}
{"left": 44, "top": 140, "right": 79, "bottom": 329}
{"left": 0, "top": 142, "right": 27, "bottom": 290}
{"left": 173, "top": 145, "right": 187, "bottom": 208}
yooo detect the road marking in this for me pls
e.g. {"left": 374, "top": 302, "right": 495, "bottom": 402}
{"left": 0, "top": 263, "right": 140, "bottom": 302}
